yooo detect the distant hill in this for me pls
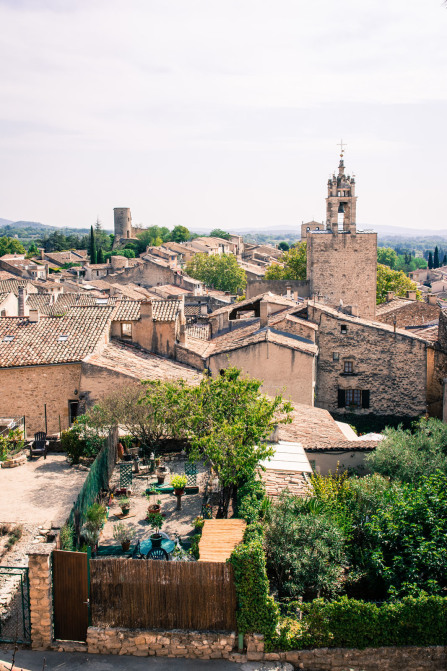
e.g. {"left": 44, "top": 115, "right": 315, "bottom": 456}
{"left": 0, "top": 218, "right": 111, "bottom": 237}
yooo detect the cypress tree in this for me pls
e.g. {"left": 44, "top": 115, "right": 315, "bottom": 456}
{"left": 434, "top": 246, "right": 440, "bottom": 269}
{"left": 428, "top": 252, "right": 433, "bottom": 269}
{"left": 443, "top": 254, "right": 447, "bottom": 267}
{"left": 97, "top": 247, "right": 104, "bottom": 264}
{"left": 90, "top": 225, "right": 97, "bottom": 264}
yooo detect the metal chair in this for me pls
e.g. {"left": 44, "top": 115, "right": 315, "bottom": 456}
{"left": 146, "top": 548, "right": 169, "bottom": 561}
{"left": 29, "top": 432, "right": 48, "bottom": 459}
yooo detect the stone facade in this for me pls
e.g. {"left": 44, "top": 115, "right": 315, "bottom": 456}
{"left": 28, "top": 546, "right": 55, "bottom": 650}
{"left": 246, "top": 278, "right": 310, "bottom": 300}
{"left": 307, "top": 230, "right": 377, "bottom": 320}
{"left": 0, "top": 363, "right": 82, "bottom": 435}
{"left": 307, "top": 303, "right": 428, "bottom": 417}
{"left": 376, "top": 297, "right": 440, "bottom": 328}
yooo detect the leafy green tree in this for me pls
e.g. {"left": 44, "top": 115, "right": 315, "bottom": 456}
{"left": 89, "top": 226, "right": 97, "bottom": 264}
{"left": 171, "top": 225, "right": 190, "bottom": 243}
{"left": 278, "top": 241, "right": 290, "bottom": 251}
{"left": 264, "top": 242, "right": 307, "bottom": 280}
{"left": 185, "top": 368, "right": 292, "bottom": 517}
{"left": 209, "top": 228, "right": 230, "bottom": 240}
{"left": 104, "top": 249, "right": 136, "bottom": 261}
{"left": 0, "top": 236, "right": 26, "bottom": 256}
{"left": 186, "top": 253, "right": 246, "bottom": 293}
{"left": 377, "top": 247, "right": 399, "bottom": 269}
{"left": 265, "top": 492, "right": 346, "bottom": 601}
{"left": 376, "top": 264, "right": 420, "bottom": 304}
{"left": 366, "top": 472, "right": 447, "bottom": 597}
{"left": 366, "top": 417, "right": 447, "bottom": 484}
{"left": 434, "top": 246, "right": 440, "bottom": 269}
{"left": 26, "top": 241, "right": 39, "bottom": 258}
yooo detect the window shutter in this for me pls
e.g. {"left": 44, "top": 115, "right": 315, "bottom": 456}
{"left": 362, "top": 390, "right": 370, "bottom": 409}
{"left": 338, "top": 388, "right": 346, "bottom": 408}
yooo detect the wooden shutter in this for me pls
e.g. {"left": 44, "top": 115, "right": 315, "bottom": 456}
{"left": 338, "top": 388, "right": 346, "bottom": 408}
{"left": 362, "top": 390, "right": 370, "bottom": 409}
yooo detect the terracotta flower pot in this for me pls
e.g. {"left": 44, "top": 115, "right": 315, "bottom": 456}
{"left": 174, "top": 488, "right": 185, "bottom": 496}
{"left": 148, "top": 504, "right": 161, "bottom": 514}
{"left": 120, "top": 505, "right": 130, "bottom": 516}
{"left": 121, "top": 540, "right": 131, "bottom": 551}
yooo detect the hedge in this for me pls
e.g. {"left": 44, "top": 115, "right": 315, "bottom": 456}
{"left": 268, "top": 595, "right": 447, "bottom": 651}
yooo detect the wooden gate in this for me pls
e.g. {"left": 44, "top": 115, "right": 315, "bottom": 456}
{"left": 52, "top": 550, "right": 89, "bottom": 642}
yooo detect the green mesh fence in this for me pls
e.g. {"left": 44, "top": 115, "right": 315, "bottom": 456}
{"left": 68, "top": 428, "right": 117, "bottom": 531}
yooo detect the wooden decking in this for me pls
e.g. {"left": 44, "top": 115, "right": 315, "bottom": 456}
{"left": 198, "top": 519, "right": 247, "bottom": 563}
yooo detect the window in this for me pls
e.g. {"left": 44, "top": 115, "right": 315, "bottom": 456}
{"left": 96, "top": 298, "right": 108, "bottom": 305}
{"left": 58, "top": 335, "right": 69, "bottom": 342}
{"left": 3, "top": 335, "right": 14, "bottom": 342}
{"left": 121, "top": 323, "right": 132, "bottom": 339}
{"left": 341, "top": 325, "right": 347, "bottom": 334}
{"left": 338, "top": 389, "right": 370, "bottom": 409}
{"left": 344, "top": 360, "right": 354, "bottom": 374}
{"left": 333, "top": 352, "right": 339, "bottom": 361}
{"left": 346, "top": 389, "right": 361, "bottom": 407}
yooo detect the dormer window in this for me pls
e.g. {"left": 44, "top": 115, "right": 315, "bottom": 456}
{"left": 58, "top": 335, "right": 69, "bottom": 342}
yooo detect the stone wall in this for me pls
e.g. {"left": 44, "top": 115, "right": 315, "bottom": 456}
{"left": 84, "top": 626, "right": 446, "bottom": 669}
{"left": 246, "top": 278, "right": 310, "bottom": 299}
{"left": 377, "top": 300, "right": 440, "bottom": 328}
{"left": 28, "top": 546, "right": 55, "bottom": 650}
{"left": 309, "top": 305, "right": 428, "bottom": 417}
{"left": 87, "top": 627, "right": 236, "bottom": 659}
{"left": 108, "top": 259, "right": 177, "bottom": 288}
{"left": 0, "top": 363, "right": 82, "bottom": 436}
{"left": 307, "top": 230, "right": 377, "bottom": 320}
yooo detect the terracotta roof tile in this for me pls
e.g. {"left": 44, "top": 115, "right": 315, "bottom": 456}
{"left": 152, "top": 300, "right": 181, "bottom": 322}
{"left": 0, "top": 305, "right": 114, "bottom": 368}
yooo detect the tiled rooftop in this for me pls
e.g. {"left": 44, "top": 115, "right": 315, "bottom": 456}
{"left": 86, "top": 340, "right": 202, "bottom": 384}
{"left": 26, "top": 293, "right": 115, "bottom": 316}
{"left": 152, "top": 300, "right": 181, "bottom": 322}
{"left": 113, "top": 300, "right": 141, "bottom": 321}
{"left": 0, "top": 305, "right": 114, "bottom": 368}
{"left": 278, "top": 403, "right": 379, "bottom": 451}
{"left": 0, "top": 278, "right": 29, "bottom": 295}
{"left": 375, "top": 298, "right": 413, "bottom": 315}
{"left": 209, "top": 292, "right": 298, "bottom": 317}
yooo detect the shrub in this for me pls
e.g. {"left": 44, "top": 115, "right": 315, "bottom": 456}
{"left": 171, "top": 474, "right": 187, "bottom": 489}
{"left": 265, "top": 493, "right": 346, "bottom": 602}
{"left": 267, "top": 595, "right": 447, "bottom": 651}
{"left": 6, "top": 525, "right": 23, "bottom": 549}
{"left": 60, "top": 523, "right": 75, "bottom": 551}
{"left": 61, "top": 430, "right": 85, "bottom": 464}
{"left": 189, "top": 533, "right": 201, "bottom": 560}
{"left": 85, "top": 503, "right": 107, "bottom": 531}
{"left": 113, "top": 522, "right": 133, "bottom": 544}
{"left": 228, "top": 525, "right": 279, "bottom": 638}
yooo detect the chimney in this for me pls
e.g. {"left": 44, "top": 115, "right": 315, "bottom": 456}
{"left": 349, "top": 305, "right": 359, "bottom": 317}
{"left": 18, "top": 286, "right": 26, "bottom": 317}
{"left": 406, "top": 290, "right": 417, "bottom": 301}
{"left": 427, "top": 294, "right": 438, "bottom": 306}
{"left": 200, "top": 302, "right": 208, "bottom": 316}
{"left": 294, "top": 291, "right": 299, "bottom": 301}
{"left": 140, "top": 300, "right": 153, "bottom": 320}
{"left": 386, "top": 291, "right": 394, "bottom": 302}
{"left": 260, "top": 299, "right": 269, "bottom": 328}
{"left": 39, "top": 248, "right": 44, "bottom": 260}
{"left": 268, "top": 424, "right": 280, "bottom": 443}
{"left": 286, "top": 286, "right": 292, "bottom": 300}
{"left": 29, "top": 309, "right": 39, "bottom": 323}
{"left": 178, "top": 322, "right": 187, "bottom": 346}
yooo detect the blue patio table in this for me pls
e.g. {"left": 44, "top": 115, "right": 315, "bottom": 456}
{"left": 140, "top": 538, "right": 175, "bottom": 555}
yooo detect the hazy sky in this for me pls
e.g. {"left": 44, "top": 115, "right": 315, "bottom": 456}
{"left": 1, "top": 0, "right": 446, "bottom": 232}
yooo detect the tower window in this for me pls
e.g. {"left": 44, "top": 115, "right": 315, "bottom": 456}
{"left": 341, "top": 325, "right": 347, "bottom": 334}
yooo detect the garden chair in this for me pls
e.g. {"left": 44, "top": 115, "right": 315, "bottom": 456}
{"left": 29, "top": 432, "right": 48, "bottom": 459}
{"left": 146, "top": 548, "right": 169, "bottom": 561}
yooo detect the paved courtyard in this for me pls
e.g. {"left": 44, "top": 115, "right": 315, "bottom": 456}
{"left": 0, "top": 455, "right": 88, "bottom": 527}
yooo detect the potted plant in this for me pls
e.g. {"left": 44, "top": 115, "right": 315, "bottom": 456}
{"left": 171, "top": 474, "right": 187, "bottom": 496}
{"left": 113, "top": 522, "right": 133, "bottom": 551}
{"left": 147, "top": 511, "right": 164, "bottom": 548}
{"left": 118, "top": 496, "right": 131, "bottom": 516}
{"left": 146, "top": 488, "right": 161, "bottom": 514}
{"left": 156, "top": 464, "right": 168, "bottom": 484}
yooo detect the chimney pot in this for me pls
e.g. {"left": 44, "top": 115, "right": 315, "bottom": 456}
{"left": 29, "top": 308, "right": 39, "bottom": 323}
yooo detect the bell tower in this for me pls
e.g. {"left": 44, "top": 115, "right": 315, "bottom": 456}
{"left": 326, "top": 143, "right": 357, "bottom": 234}
{"left": 306, "top": 143, "right": 377, "bottom": 320}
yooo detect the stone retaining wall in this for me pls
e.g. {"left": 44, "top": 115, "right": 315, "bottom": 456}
{"left": 85, "top": 627, "right": 447, "bottom": 669}
{"left": 87, "top": 627, "right": 237, "bottom": 659}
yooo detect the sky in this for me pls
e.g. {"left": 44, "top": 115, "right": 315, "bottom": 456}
{"left": 0, "top": 0, "right": 446, "bottom": 232}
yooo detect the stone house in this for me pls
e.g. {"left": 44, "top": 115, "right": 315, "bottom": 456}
{"left": 376, "top": 292, "right": 440, "bottom": 328}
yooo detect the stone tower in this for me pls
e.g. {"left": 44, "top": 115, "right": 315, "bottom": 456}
{"left": 113, "top": 207, "right": 132, "bottom": 242}
{"left": 306, "top": 153, "right": 377, "bottom": 320}
{"left": 326, "top": 159, "right": 357, "bottom": 233}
